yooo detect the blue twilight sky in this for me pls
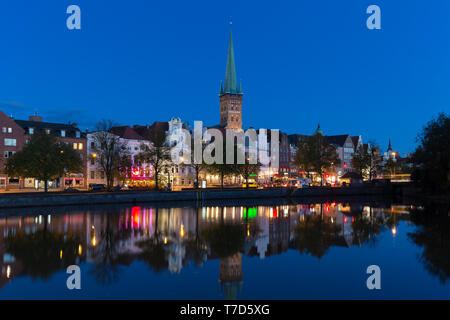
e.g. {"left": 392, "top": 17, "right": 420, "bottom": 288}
{"left": 0, "top": 0, "right": 449, "bottom": 154}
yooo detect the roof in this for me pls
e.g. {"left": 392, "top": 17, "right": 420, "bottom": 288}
{"left": 110, "top": 126, "right": 144, "bottom": 140}
{"left": 133, "top": 122, "right": 169, "bottom": 139}
{"left": 223, "top": 27, "right": 241, "bottom": 95}
{"left": 351, "top": 136, "right": 360, "bottom": 148}
{"left": 288, "top": 134, "right": 309, "bottom": 146}
{"left": 14, "top": 119, "right": 84, "bottom": 138}
{"left": 326, "top": 135, "right": 350, "bottom": 147}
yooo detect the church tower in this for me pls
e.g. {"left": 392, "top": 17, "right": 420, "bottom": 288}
{"left": 220, "top": 24, "right": 243, "bottom": 131}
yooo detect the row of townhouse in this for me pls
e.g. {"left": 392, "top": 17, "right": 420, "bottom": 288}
{"left": 0, "top": 111, "right": 87, "bottom": 190}
{"left": 287, "top": 124, "right": 383, "bottom": 180}
{"left": 87, "top": 117, "right": 196, "bottom": 189}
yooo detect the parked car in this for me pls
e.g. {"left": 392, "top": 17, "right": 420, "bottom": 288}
{"left": 89, "top": 184, "right": 106, "bottom": 191}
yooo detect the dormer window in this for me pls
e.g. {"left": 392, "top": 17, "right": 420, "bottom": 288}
{"left": 29, "top": 128, "right": 34, "bottom": 134}
{"left": 61, "top": 130, "right": 66, "bottom": 137}
{"left": 76, "top": 131, "right": 80, "bottom": 138}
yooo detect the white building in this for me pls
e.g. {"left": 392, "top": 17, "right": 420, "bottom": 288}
{"left": 87, "top": 126, "right": 152, "bottom": 188}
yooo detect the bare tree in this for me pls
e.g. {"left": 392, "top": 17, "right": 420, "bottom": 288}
{"left": 138, "top": 126, "right": 171, "bottom": 190}
{"left": 91, "top": 120, "right": 129, "bottom": 191}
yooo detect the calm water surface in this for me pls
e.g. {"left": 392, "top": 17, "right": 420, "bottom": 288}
{"left": 0, "top": 199, "right": 449, "bottom": 299}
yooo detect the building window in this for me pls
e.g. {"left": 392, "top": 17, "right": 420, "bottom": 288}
{"left": 91, "top": 142, "right": 95, "bottom": 148}
{"left": 7, "top": 128, "right": 12, "bottom": 133}
{"left": 61, "top": 130, "right": 66, "bottom": 137}
{"left": 90, "top": 158, "right": 95, "bottom": 165}
{"left": 76, "top": 131, "right": 81, "bottom": 138}
{"left": 4, "top": 138, "right": 16, "bottom": 146}
{"left": 4, "top": 151, "right": 14, "bottom": 158}
{"left": 1, "top": 127, "right": 6, "bottom": 133}
{"left": 100, "top": 171, "right": 105, "bottom": 179}
{"left": 90, "top": 171, "right": 95, "bottom": 179}
{"left": 29, "top": 128, "right": 34, "bottom": 134}
{"left": 45, "top": 129, "right": 50, "bottom": 134}
{"left": 73, "top": 143, "right": 77, "bottom": 150}
{"left": 78, "top": 143, "right": 83, "bottom": 150}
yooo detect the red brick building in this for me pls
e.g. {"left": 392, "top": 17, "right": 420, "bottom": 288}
{"left": 14, "top": 115, "right": 87, "bottom": 189}
{"left": 0, "top": 112, "right": 87, "bottom": 190}
{"left": 0, "top": 111, "right": 26, "bottom": 189}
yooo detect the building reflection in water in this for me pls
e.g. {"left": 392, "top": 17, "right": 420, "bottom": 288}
{"left": 0, "top": 202, "right": 446, "bottom": 295}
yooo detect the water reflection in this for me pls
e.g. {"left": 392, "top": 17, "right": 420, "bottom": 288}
{"left": 0, "top": 201, "right": 448, "bottom": 298}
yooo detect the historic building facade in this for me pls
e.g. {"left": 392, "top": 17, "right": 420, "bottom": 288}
{"left": 0, "top": 111, "right": 26, "bottom": 189}
{"left": 14, "top": 114, "right": 88, "bottom": 189}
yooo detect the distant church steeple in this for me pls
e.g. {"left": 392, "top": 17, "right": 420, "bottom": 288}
{"left": 387, "top": 138, "right": 392, "bottom": 152}
{"left": 315, "top": 123, "right": 324, "bottom": 135}
{"left": 219, "top": 21, "right": 243, "bottom": 131}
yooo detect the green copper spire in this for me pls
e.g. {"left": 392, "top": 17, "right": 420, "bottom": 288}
{"left": 220, "top": 81, "right": 224, "bottom": 95}
{"left": 224, "top": 26, "right": 238, "bottom": 94}
{"left": 238, "top": 79, "right": 242, "bottom": 94}
{"left": 315, "top": 123, "right": 323, "bottom": 135}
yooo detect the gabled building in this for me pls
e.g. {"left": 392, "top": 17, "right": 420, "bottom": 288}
{"left": 134, "top": 118, "right": 194, "bottom": 188}
{"left": 87, "top": 125, "right": 153, "bottom": 188}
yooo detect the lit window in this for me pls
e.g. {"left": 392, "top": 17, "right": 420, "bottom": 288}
{"left": 61, "top": 130, "right": 66, "bottom": 137}
{"left": 4, "top": 139, "right": 16, "bottom": 146}
{"left": 45, "top": 129, "right": 50, "bottom": 134}
{"left": 1, "top": 127, "right": 6, "bottom": 133}
{"left": 29, "top": 128, "right": 34, "bottom": 134}
{"left": 73, "top": 143, "right": 77, "bottom": 150}
{"left": 7, "top": 128, "right": 12, "bottom": 133}
{"left": 78, "top": 143, "right": 83, "bottom": 150}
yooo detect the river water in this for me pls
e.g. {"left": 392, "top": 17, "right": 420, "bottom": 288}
{"left": 0, "top": 198, "right": 448, "bottom": 299}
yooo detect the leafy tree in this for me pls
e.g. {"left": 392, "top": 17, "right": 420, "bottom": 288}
{"left": 367, "top": 144, "right": 383, "bottom": 181}
{"left": 183, "top": 138, "right": 207, "bottom": 188}
{"left": 5, "top": 218, "right": 82, "bottom": 280}
{"left": 91, "top": 120, "right": 129, "bottom": 191}
{"left": 294, "top": 213, "right": 341, "bottom": 259}
{"left": 412, "top": 113, "right": 449, "bottom": 193}
{"left": 5, "top": 132, "right": 82, "bottom": 192}
{"left": 351, "top": 145, "right": 371, "bottom": 179}
{"left": 383, "top": 158, "right": 398, "bottom": 177}
{"left": 236, "top": 157, "right": 261, "bottom": 188}
{"left": 408, "top": 204, "right": 450, "bottom": 283}
{"left": 138, "top": 126, "right": 171, "bottom": 190}
{"left": 89, "top": 213, "right": 131, "bottom": 285}
{"left": 201, "top": 222, "right": 246, "bottom": 258}
{"left": 204, "top": 140, "right": 240, "bottom": 189}
{"left": 294, "top": 133, "right": 340, "bottom": 185}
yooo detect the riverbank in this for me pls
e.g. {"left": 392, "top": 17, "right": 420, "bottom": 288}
{"left": 0, "top": 184, "right": 401, "bottom": 209}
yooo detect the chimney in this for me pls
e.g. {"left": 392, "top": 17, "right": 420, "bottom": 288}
{"left": 29, "top": 114, "right": 42, "bottom": 122}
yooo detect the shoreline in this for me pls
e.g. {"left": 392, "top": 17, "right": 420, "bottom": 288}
{"left": 0, "top": 184, "right": 404, "bottom": 209}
